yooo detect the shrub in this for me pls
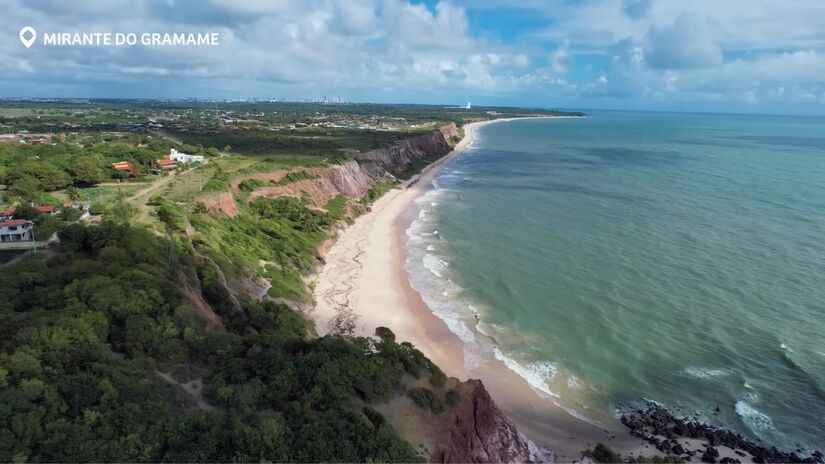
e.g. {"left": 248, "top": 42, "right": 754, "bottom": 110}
{"left": 59, "top": 207, "right": 83, "bottom": 222}
{"left": 445, "top": 388, "right": 460, "bottom": 407}
{"left": 238, "top": 178, "right": 267, "bottom": 192}
{"left": 324, "top": 194, "right": 347, "bottom": 220}
{"left": 147, "top": 194, "right": 164, "bottom": 206}
{"left": 407, "top": 387, "right": 445, "bottom": 414}
{"left": 270, "top": 170, "right": 317, "bottom": 186}
{"left": 584, "top": 443, "right": 622, "bottom": 463}
{"left": 428, "top": 363, "right": 446, "bottom": 387}
{"left": 375, "top": 326, "right": 396, "bottom": 343}
{"left": 361, "top": 181, "right": 395, "bottom": 204}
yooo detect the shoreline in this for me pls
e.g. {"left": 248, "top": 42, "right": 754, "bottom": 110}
{"left": 311, "top": 116, "right": 644, "bottom": 460}
{"left": 311, "top": 118, "right": 496, "bottom": 378}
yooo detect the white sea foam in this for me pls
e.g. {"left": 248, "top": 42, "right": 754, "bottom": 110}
{"left": 678, "top": 366, "right": 733, "bottom": 379}
{"left": 403, "top": 157, "right": 605, "bottom": 428}
{"left": 422, "top": 254, "right": 448, "bottom": 278}
{"left": 405, "top": 211, "right": 477, "bottom": 345}
{"left": 735, "top": 401, "right": 774, "bottom": 432}
{"left": 742, "top": 385, "right": 759, "bottom": 402}
{"left": 493, "top": 347, "right": 559, "bottom": 398}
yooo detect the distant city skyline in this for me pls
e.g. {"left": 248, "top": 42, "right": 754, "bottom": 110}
{"left": 2, "top": 0, "right": 825, "bottom": 115}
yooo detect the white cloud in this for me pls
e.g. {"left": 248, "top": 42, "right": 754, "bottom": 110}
{"left": 621, "top": 0, "right": 653, "bottom": 20}
{"left": 0, "top": 0, "right": 823, "bottom": 111}
{"left": 644, "top": 13, "right": 721, "bottom": 69}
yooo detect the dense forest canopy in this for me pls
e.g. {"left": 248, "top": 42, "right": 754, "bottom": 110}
{"left": 0, "top": 221, "right": 445, "bottom": 462}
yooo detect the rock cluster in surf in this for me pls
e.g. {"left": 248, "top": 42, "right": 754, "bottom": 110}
{"left": 621, "top": 403, "right": 823, "bottom": 463}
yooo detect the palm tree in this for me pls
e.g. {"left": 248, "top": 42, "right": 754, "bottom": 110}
{"left": 66, "top": 186, "right": 81, "bottom": 202}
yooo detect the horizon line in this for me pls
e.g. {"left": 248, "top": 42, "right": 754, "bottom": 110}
{"left": 0, "top": 96, "right": 823, "bottom": 119}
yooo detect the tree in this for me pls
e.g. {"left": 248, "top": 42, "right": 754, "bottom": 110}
{"left": 11, "top": 204, "right": 41, "bottom": 221}
{"left": 69, "top": 156, "right": 104, "bottom": 186}
{"left": 9, "top": 177, "right": 40, "bottom": 201}
{"left": 65, "top": 186, "right": 81, "bottom": 202}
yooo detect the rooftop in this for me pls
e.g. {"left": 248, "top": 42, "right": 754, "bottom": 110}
{"left": 0, "top": 219, "right": 31, "bottom": 227}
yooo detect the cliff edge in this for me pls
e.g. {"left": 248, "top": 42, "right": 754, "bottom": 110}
{"left": 431, "top": 380, "right": 554, "bottom": 463}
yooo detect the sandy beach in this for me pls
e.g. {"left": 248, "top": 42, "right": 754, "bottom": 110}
{"left": 311, "top": 117, "right": 646, "bottom": 460}
{"left": 312, "top": 119, "right": 494, "bottom": 378}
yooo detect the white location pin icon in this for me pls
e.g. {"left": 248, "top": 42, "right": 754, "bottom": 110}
{"left": 19, "top": 26, "right": 37, "bottom": 48}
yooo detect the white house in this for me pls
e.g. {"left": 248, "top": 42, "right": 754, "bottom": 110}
{"left": 169, "top": 148, "right": 204, "bottom": 164}
{"left": 0, "top": 219, "right": 33, "bottom": 242}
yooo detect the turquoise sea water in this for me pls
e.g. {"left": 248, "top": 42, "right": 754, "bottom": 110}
{"left": 404, "top": 112, "right": 825, "bottom": 452}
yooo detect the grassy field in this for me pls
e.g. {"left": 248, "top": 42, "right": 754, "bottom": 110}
{"left": 53, "top": 184, "right": 141, "bottom": 205}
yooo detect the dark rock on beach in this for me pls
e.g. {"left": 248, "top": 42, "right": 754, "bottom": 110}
{"left": 620, "top": 402, "right": 823, "bottom": 463}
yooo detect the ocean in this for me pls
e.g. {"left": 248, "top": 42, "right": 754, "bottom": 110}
{"left": 403, "top": 112, "right": 825, "bottom": 452}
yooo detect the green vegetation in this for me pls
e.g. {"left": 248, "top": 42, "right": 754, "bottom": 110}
{"left": 202, "top": 167, "right": 232, "bottom": 192}
{"left": 8, "top": 204, "right": 84, "bottom": 241}
{"left": 583, "top": 443, "right": 683, "bottom": 464}
{"left": 362, "top": 181, "right": 396, "bottom": 204}
{"left": 60, "top": 184, "right": 140, "bottom": 205}
{"left": 237, "top": 178, "right": 267, "bottom": 192}
{"left": 407, "top": 388, "right": 445, "bottom": 414}
{"left": 190, "top": 196, "right": 337, "bottom": 302}
{"left": 237, "top": 171, "right": 318, "bottom": 193}
{"left": 584, "top": 443, "right": 624, "bottom": 463}
{"left": 323, "top": 194, "right": 348, "bottom": 220}
{"left": 0, "top": 220, "right": 443, "bottom": 462}
{"left": 0, "top": 100, "right": 588, "bottom": 462}
{"left": 0, "top": 133, "right": 196, "bottom": 193}
{"left": 270, "top": 170, "right": 317, "bottom": 186}
{"left": 0, "top": 250, "right": 27, "bottom": 264}
{"left": 445, "top": 388, "right": 460, "bottom": 407}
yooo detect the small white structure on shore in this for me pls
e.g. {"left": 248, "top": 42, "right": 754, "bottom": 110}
{"left": 169, "top": 148, "right": 204, "bottom": 164}
{"left": 466, "top": 101, "right": 472, "bottom": 109}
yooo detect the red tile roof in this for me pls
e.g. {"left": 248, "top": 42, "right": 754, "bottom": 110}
{"left": 35, "top": 205, "right": 56, "bottom": 213}
{"left": 112, "top": 161, "right": 135, "bottom": 171}
{"left": 0, "top": 219, "right": 30, "bottom": 227}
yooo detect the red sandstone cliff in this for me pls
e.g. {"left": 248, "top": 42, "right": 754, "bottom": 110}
{"left": 247, "top": 161, "right": 383, "bottom": 207}
{"left": 355, "top": 122, "right": 460, "bottom": 171}
{"left": 431, "top": 380, "right": 554, "bottom": 463}
{"left": 201, "top": 123, "right": 460, "bottom": 214}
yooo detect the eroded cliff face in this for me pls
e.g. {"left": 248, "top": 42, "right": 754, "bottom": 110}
{"left": 200, "top": 191, "right": 240, "bottom": 217}
{"left": 247, "top": 161, "right": 384, "bottom": 207}
{"left": 431, "top": 380, "right": 554, "bottom": 463}
{"left": 202, "top": 123, "right": 459, "bottom": 214}
{"left": 355, "top": 122, "right": 459, "bottom": 172}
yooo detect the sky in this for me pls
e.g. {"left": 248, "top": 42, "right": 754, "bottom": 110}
{"left": 2, "top": 0, "right": 825, "bottom": 114}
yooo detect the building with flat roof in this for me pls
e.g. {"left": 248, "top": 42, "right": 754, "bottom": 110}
{"left": 0, "top": 219, "right": 33, "bottom": 242}
{"left": 169, "top": 148, "right": 204, "bottom": 163}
